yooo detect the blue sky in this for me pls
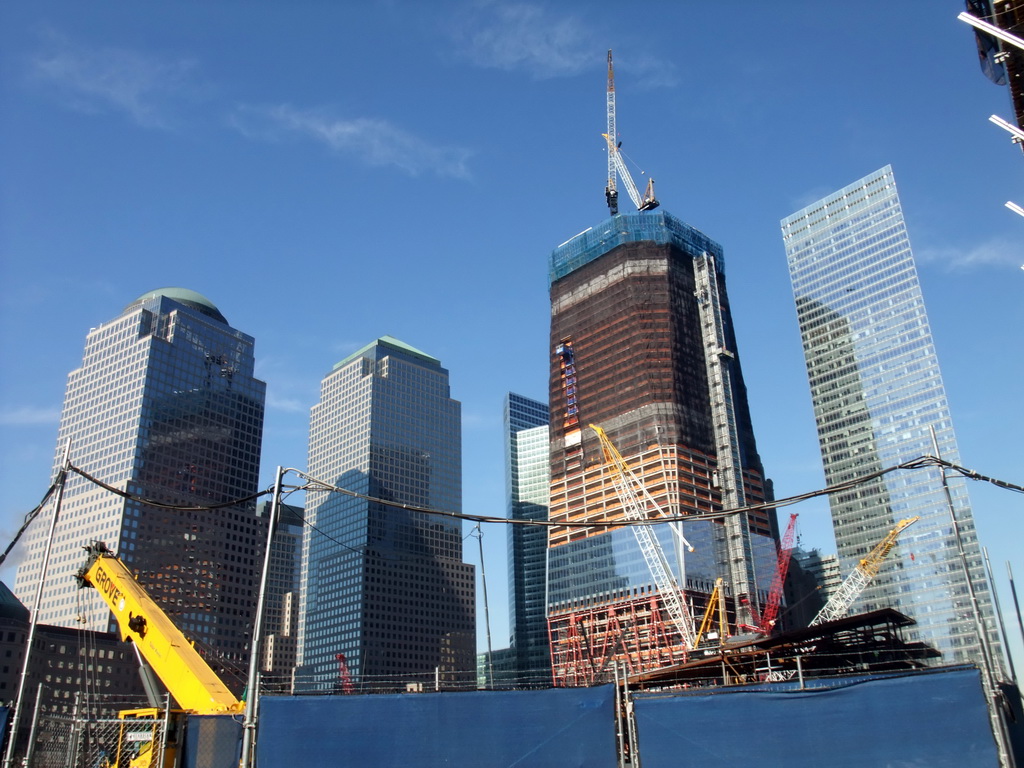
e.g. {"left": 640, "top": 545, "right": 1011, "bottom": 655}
{"left": 1, "top": 1, "right": 1021, "bottom": 670}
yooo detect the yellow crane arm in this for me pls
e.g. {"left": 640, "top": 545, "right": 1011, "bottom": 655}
{"left": 858, "top": 516, "right": 920, "bottom": 580}
{"left": 75, "top": 541, "right": 243, "bottom": 715}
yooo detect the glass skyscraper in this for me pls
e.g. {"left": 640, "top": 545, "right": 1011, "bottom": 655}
{"left": 300, "top": 336, "right": 475, "bottom": 691}
{"left": 781, "top": 166, "right": 1003, "bottom": 668}
{"left": 14, "top": 288, "right": 267, "bottom": 682}
{"left": 503, "top": 392, "right": 550, "bottom": 685}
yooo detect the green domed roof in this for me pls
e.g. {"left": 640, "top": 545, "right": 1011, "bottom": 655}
{"left": 125, "top": 287, "right": 228, "bottom": 324}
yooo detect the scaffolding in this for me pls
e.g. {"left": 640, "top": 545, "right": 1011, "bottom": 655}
{"left": 693, "top": 252, "right": 759, "bottom": 629}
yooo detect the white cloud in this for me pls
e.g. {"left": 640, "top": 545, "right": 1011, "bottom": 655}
{"left": 448, "top": 1, "right": 594, "bottom": 79}
{"left": 265, "top": 392, "right": 307, "bottom": 414}
{"left": 230, "top": 104, "right": 473, "bottom": 179}
{"left": 29, "top": 32, "right": 201, "bottom": 129}
{"left": 446, "top": 2, "right": 677, "bottom": 86}
{"left": 916, "top": 237, "right": 1021, "bottom": 271}
{"left": 0, "top": 406, "right": 60, "bottom": 426}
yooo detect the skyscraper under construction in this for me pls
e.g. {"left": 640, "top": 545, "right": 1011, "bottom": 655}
{"left": 546, "top": 212, "right": 779, "bottom": 685}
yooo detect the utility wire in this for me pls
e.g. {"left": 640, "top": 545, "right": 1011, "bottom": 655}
{"left": 7, "top": 456, "right": 1014, "bottom": 545}
{"left": 67, "top": 463, "right": 274, "bottom": 510}
{"left": 0, "top": 480, "right": 58, "bottom": 566}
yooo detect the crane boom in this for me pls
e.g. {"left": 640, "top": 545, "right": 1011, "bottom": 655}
{"left": 591, "top": 424, "right": 697, "bottom": 650}
{"left": 766, "top": 516, "right": 920, "bottom": 683}
{"left": 810, "top": 516, "right": 919, "bottom": 626}
{"left": 75, "top": 541, "right": 243, "bottom": 715}
{"left": 754, "top": 512, "right": 798, "bottom": 634}
{"left": 604, "top": 50, "right": 659, "bottom": 214}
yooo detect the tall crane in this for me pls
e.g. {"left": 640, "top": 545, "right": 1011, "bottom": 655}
{"left": 604, "top": 50, "right": 659, "bottom": 215}
{"left": 809, "top": 516, "right": 919, "bottom": 627}
{"left": 590, "top": 424, "right": 697, "bottom": 650}
{"left": 753, "top": 512, "right": 799, "bottom": 635}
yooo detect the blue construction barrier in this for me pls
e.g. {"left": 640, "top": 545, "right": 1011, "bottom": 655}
{"left": 181, "top": 715, "right": 243, "bottom": 768}
{"left": 256, "top": 685, "right": 617, "bottom": 768}
{"left": 633, "top": 666, "right": 999, "bottom": 767}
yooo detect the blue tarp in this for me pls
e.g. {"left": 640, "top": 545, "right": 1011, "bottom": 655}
{"left": 633, "top": 667, "right": 999, "bottom": 767}
{"left": 256, "top": 685, "right": 617, "bottom": 768}
{"left": 181, "top": 715, "right": 243, "bottom": 768}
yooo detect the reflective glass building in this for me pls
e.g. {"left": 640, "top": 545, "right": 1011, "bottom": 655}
{"left": 14, "top": 288, "right": 267, "bottom": 684}
{"left": 255, "top": 500, "right": 304, "bottom": 691}
{"left": 547, "top": 212, "right": 778, "bottom": 685}
{"left": 503, "top": 392, "right": 550, "bottom": 685}
{"left": 300, "top": 337, "right": 475, "bottom": 691}
{"left": 781, "top": 166, "right": 1003, "bottom": 667}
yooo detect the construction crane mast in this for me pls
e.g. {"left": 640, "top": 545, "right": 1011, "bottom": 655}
{"left": 604, "top": 50, "right": 658, "bottom": 215}
{"left": 753, "top": 512, "right": 798, "bottom": 635}
{"left": 591, "top": 424, "right": 697, "bottom": 650}
{"left": 693, "top": 252, "right": 759, "bottom": 629}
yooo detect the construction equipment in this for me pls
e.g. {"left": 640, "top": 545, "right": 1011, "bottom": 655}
{"left": 336, "top": 653, "right": 354, "bottom": 695}
{"left": 604, "top": 50, "right": 659, "bottom": 215}
{"left": 555, "top": 340, "right": 580, "bottom": 435}
{"left": 590, "top": 424, "right": 697, "bottom": 650}
{"left": 693, "top": 252, "right": 759, "bottom": 628}
{"left": 693, "top": 578, "right": 728, "bottom": 649}
{"left": 766, "top": 517, "right": 919, "bottom": 683}
{"left": 76, "top": 541, "right": 244, "bottom": 767}
{"left": 810, "top": 516, "right": 920, "bottom": 626}
{"left": 752, "top": 513, "right": 799, "bottom": 635}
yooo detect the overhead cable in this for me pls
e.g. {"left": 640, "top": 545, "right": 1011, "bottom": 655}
{"left": 14, "top": 456, "right": 1015, "bottom": 537}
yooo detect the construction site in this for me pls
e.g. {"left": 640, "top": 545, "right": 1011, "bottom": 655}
{"left": 0, "top": 39, "right": 1021, "bottom": 768}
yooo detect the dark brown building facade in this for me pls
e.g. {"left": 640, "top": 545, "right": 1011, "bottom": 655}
{"left": 546, "top": 212, "right": 779, "bottom": 685}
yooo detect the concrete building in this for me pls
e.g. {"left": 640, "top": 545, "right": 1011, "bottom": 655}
{"left": 546, "top": 212, "right": 778, "bottom": 685}
{"left": 784, "top": 547, "right": 841, "bottom": 630}
{"left": 781, "top": 166, "right": 1003, "bottom": 669}
{"left": 13, "top": 288, "right": 267, "bottom": 691}
{"left": 503, "top": 393, "right": 550, "bottom": 686}
{"left": 299, "top": 337, "right": 475, "bottom": 692}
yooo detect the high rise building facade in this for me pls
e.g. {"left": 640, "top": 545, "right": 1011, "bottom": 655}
{"left": 255, "top": 500, "right": 304, "bottom": 690}
{"left": 14, "top": 288, "right": 267, "bottom": 685}
{"left": 781, "top": 166, "right": 1003, "bottom": 668}
{"left": 503, "top": 392, "right": 550, "bottom": 686}
{"left": 300, "top": 336, "right": 475, "bottom": 691}
{"left": 546, "top": 212, "right": 778, "bottom": 685}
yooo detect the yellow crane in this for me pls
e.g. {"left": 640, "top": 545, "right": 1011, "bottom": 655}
{"left": 810, "top": 516, "right": 920, "bottom": 626}
{"left": 693, "top": 578, "right": 729, "bottom": 649}
{"left": 76, "top": 541, "right": 244, "bottom": 767}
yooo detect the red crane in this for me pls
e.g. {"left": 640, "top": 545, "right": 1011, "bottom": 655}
{"left": 754, "top": 513, "right": 798, "bottom": 634}
{"left": 336, "top": 653, "right": 354, "bottom": 695}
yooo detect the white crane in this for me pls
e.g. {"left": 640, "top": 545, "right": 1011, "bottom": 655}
{"left": 810, "top": 516, "right": 920, "bottom": 627}
{"left": 604, "top": 50, "right": 658, "bottom": 215}
{"left": 591, "top": 424, "right": 697, "bottom": 650}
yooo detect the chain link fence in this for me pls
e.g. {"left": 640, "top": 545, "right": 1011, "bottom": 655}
{"left": 10, "top": 712, "right": 169, "bottom": 768}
